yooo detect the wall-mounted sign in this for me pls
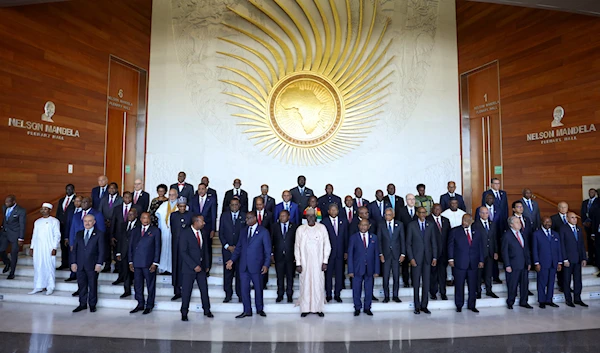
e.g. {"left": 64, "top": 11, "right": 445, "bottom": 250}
{"left": 108, "top": 88, "right": 133, "bottom": 111}
{"left": 6, "top": 101, "right": 80, "bottom": 140}
{"left": 526, "top": 107, "right": 596, "bottom": 144}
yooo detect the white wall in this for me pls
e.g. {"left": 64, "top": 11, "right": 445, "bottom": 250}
{"left": 146, "top": 0, "right": 461, "bottom": 205}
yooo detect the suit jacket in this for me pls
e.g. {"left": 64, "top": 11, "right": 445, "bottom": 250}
{"left": 117, "top": 220, "right": 139, "bottom": 257}
{"left": 383, "top": 195, "right": 405, "bottom": 220}
{"left": 252, "top": 195, "right": 276, "bottom": 214}
{"left": 1, "top": 204, "right": 26, "bottom": 242}
{"left": 406, "top": 220, "right": 438, "bottom": 266}
{"left": 439, "top": 193, "right": 466, "bottom": 212}
{"left": 559, "top": 224, "right": 587, "bottom": 264}
{"left": 377, "top": 219, "right": 405, "bottom": 261}
{"left": 132, "top": 190, "right": 150, "bottom": 213}
{"left": 169, "top": 211, "right": 192, "bottom": 248}
{"left": 71, "top": 228, "right": 105, "bottom": 270}
{"left": 271, "top": 221, "right": 298, "bottom": 264}
{"left": 592, "top": 207, "right": 600, "bottom": 236}
{"left": 347, "top": 232, "right": 380, "bottom": 277}
{"left": 321, "top": 216, "right": 349, "bottom": 261}
{"left": 426, "top": 215, "right": 451, "bottom": 260}
{"left": 352, "top": 198, "right": 370, "bottom": 211}
{"left": 550, "top": 213, "right": 569, "bottom": 233}
{"left": 219, "top": 211, "right": 246, "bottom": 262}
{"left": 481, "top": 189, "right": 509, "bottom": 231}
{"left": 231, "top": 225, "right": 271, "bottom": 274}
{"left": 179, "top": 226, "right": 211, "bottom": 274}
{"left": 515, "top": 215, "right": 533, "bottom": 243}
{"left": 56, "top": 195, "right": 75, "bottom": 235}
{"left": 255, "top": 210, "right": 273, "bottom": 231}
{"left": 502, "top": 229, "right": 530, "bottom": 270}
{"left": 290, "top": 186, "right": 314, "bottom": 212}
{"left": 532, "top": 228, "right": 562, "bottom": 269}
{"left": 581, "top": 198, "right": 600, "bottom": 223}
{"left": 99, "top": 195, "right": 123, "bottom": 229}
{"left": 128, "top": 225, "right": 161, "bottom": 268}
{"left": 317, "top": 194, "right": 343, "bottom": 218}
{"left": 475, "top": 205, "right": 504, "bottom": 234}
{"left": 349, "top": 218, "right": 373, "bottom": 237}
{"left": 189, "top": 193, "right": 218, "bottom": 233}
{"left": 342, "top": 206, "right": 357, "bottom": 224}
{"left": 110, "top": 203, "right": 143, "bottom": 241}
{"left": 448, "top": 227, "right": 484, "bottom": 271}
{"left": 274, "top": 202, "right": 301, "bottom": 225}
{"left": 69, "top": 209, "right": 105, "bottom": 245}
{"left": 170, "top": 182, "right": 195, "bottom": 204}
{"left": 65, "top": 208, "right": 80, "bottom": 241}
{"left": 398, "top": 206, "right": 418, "bottom": 234}
{"left": 367, "top": 200, "right": 386, "bottom": 233}
{"left": 91, "top": 186, "right": 108, "bottom": 210}
{"left": 223, "top": 189, "right": 249, "bottom": 213}
{"left": 521, "top": 198, "right": 541, "bottom": 230}
{"left": 471, "top": 218, "right": 497, "bottom": 258}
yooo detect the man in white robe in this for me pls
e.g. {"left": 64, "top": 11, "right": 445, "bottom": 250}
{"left": 29, "top": 203, "right": 61, "bottom": 295}
{"left": 156, "top": 188, "right": 178, "bottom": 274}
{"left": 294, "top": 207, "right": 331, "bottom": 317}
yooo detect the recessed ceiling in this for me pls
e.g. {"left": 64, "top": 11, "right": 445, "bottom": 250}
{"left": 0, "top": 0, "right": 68, "bottom": 7}
{"left": 468, "top": 0, "right": 600, "bottom": 17}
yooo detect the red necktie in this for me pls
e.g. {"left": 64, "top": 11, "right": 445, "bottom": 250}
{"left": 516, "top": 231, "right": 523, "bottom": 247}
{"left": 258, "top": 212, "right": 262, "bottom": 225}
{"left": 363, "top": 234, "right": 367, "bottom": 248}
{"left": 141, "top": 227, "right": 146, "bottom": 237}
{"left": 435, "top": 217, "right": 442, "bottom": 232}
{"left": 358, "top": 199, "right": 362, "bottom": 207}
{"left": 123, "top": 205, "right": 128, "bottom": 222}
{"left": 520, "top": 218, "right": 525, "bottom": 230}
{"left": 348, "top": 209, "right": 352, "bottom": 222}
{"left": 196, "top": 230, "right": 202, "bottom": 248}
{"left": 134, "top": 192, "right": 139, "bottom": 204}
{"left": 64, "top": 197, "right": 70, "bottom": 211}
{"left": 466, "top": 229, "right": 472, "bottom": 246}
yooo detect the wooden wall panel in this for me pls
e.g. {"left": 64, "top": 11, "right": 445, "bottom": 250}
{"left": 0, "top": 0, "right": 151, "bottom": 238}
{"left": 457, "top": 1, "right": 600, "bottom": 218}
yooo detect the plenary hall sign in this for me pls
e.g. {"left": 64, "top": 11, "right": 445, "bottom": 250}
{"left": 526, "top": 106, "right": 596, "bottom": 144}
{"left": 6, "top": 101, "right": 80, "bottom": 140}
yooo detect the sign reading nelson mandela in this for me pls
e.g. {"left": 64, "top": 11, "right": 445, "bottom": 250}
{"left": 6, "top": 101, "right": 81, "bottom": 140}
{"left": 526, "top": 106, "right": 596, "bottom": 145}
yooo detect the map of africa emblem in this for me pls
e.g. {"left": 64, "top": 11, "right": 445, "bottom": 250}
{"left": 219, "top": 0, "right": 394, "bottom": 164}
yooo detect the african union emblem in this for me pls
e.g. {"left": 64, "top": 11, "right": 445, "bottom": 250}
{"left": 219, "top": 0, "right": 394, "bottom": 164}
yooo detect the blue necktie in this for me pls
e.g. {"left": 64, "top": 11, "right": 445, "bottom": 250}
{"left": 420, "top": 222, "right": 425, "bottom": 235}
{"left": 572, "top": 227, "right": 578, "bottom": 241}
{"left": 390, "top": 197, "right": 395, "bottom": 210}
{"left": 84, "top": 230, "right": 90, "bottom": 245}
{"left": 484, "top": 221, "right": 489, "bottom": 231}
{"left": 388, "top": 222, "right": 393, "bottom": 236}
{"left": 283, "top": 224, "right": 287, "bottom": 239}
{"left": 546, "top": 229, "right": 551, "bottom": 241}
{"left": 5, "top": 207, "right": 12, "bottom": 218}
{"left": 562, "top": 214, "right": 567, "bottom": 224}
{"left": 527, "top": 200, "right": 533, "bottom": 212}
{"left": 232, "top": 213, "right": 236, "bottom": 224}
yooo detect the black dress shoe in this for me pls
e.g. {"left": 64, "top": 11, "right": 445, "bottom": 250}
{"left": 90, "top": 306, "right": 97, "bottom": 312}
{"left": 236, "top": 312, "right": 252, "bottom": 319}
{"left": 558, "top": 287, "right": 564, "bottom": 292}
{"left": 301, "top": 312, "right": 309, "bottom": 317}
{"left": 476, "top": 293, "right": 481, "bottom": 299}
{"left": 539, "top": 303, "right": 546, "bottom": 309}
{"left": 527, "top": 290, "right": 533, "bottom": 296}
{"left": 3, "top": 264, "right": 10, "bottom": 273}
{"left": 113, "top": 268, "right": 119, "bottom": 274}
{"left": 204, "top": 312, "right": 214, "bottom": 318}
{"left": 364, "top": 309, "right": 373, "bottom": 316}
{"left": 446, "top": 280, "right": 454, "bottom": 286}
{"left": 130, "top": 306, "right": 144, "bottom": 314}
{"left": 440, "top": 294, "right": 448, "bottom": 301}
{"left": 354, "top": 310, "right": 360, "bottom": 316}
{"left": 112, "top": 280, "right": 124, "bottom": 285}
{"left": 162, "top": 271, "right": 171, "bottom": 275}
{"left": 404, "top": 283, "right": 410, "bottom": 288}
{"left": 334, "top": 296, "right": 342, "bottom": 303}
{"left": 430, "top": 294, "right": 437, "bottom": 300}
{"left": 507, "top": 305, "right": 513, "bottom": 310}
{"left": 73, "top": 305, "right": 87, "bottom": 313}
{"left": 181, "top": 314, "right": 188, "bottom": 321}
{"left": 566, "top": 302, "right": 575, "bottom": 308}
{"left": 317, "top": 312, "right": 325, "bottom": 317}
{"left": 421, "top": 308, "right": 431, "bottom": 314}
{"left": 276, "top": 297, "right": 283, "bottom": 303}
{"left": 223, "top": 298, "right": 231, "bottom": 303}
{"left": 287, "top": 297, "right": 293, "bottom": 303}
{"left": 574, "top": 301, "right": 588, "bottom": 307}
{"left": 469, "top": 308, "right": 479, "bottom": 313}
{"left": 414, "top": 308, "right": 420, "bottom": 315}
{"left": 393, "top": 297, "right": 402, "bottom": 303}
{"left": 372, "top": 296, "right": 379, "bottom": 302}
{"left": 456, "top": 308, "right": 462, "bottom": 312}
{"left": 72, "top": 291, "right": 79, "bottom": 297}
{"left": 519, "top": 304, "right": 533, "bottom": 309}
{"left": 383, "top": 297, "right": 390, "bottom": 303}
{"left": 486, "top": 292, "right": 499, "bottom": 298}
{"left": 171, "top": 294, "right": 181, "bottom": 301}
{"left": 65, "top": 277, "right": 76, "bottom": 282}
{"left": 120, "top": 292, "right": 131, "bottom": 299}
{"left": 142, "top": 308, "right": 152, "bottom": 315}
{"left": 101, "top": 268, "right": 110, "bottom": 273}
{"left": 257, "top": 310, "right": 267, "bottom": 317}
{"left": 493, "top": 278, "right": 502, "bottom": 284}
{"left": 326, "top": 296, "right": 332, "bottom": 302}
{"left": 548, "top": 302, "right": 559, "bottom": 308}
{"left": 7, "top": 274, "right": 14, "bottom": 279}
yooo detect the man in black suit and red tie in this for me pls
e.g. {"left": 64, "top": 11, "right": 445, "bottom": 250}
{"left": 129, "top": 212, "right": 161, "bottom": 315}
{"left": 343, "top": 195, "right": 356, "bottom": 224}
{"left": 254, "top": 197, "right": 273, "bottom": 290}
{"left": 170, "top": 172, "right": 194, "bottom": 204}
{"left": 132, "top": 179, "right": 150, "bottom": 213}
{"left": 352, "top": 187, "right": 369, "bottom": 210}
{"left": 56, "top": 184, "right": 76, "bottom": 270}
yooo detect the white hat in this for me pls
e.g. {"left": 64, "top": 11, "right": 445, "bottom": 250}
{"left": 42, "top": 202, "right": 53, "bottom": 210}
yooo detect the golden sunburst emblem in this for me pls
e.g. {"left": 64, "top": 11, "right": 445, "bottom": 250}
{"left": 219, "top": 0, "right": 394, "bottom": 164}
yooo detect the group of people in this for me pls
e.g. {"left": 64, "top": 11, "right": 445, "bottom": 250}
{"left": 4, "top": 173, "right": 598, "bottom": 320}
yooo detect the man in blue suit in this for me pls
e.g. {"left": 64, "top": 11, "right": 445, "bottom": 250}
{"left": 128, "top": 212, "right": 161, "bottom": 315}
{"left": 533, "top": 217, "right": 562, "bottom": 308}
{"left": 226, "top": 211, "right": 271, "bottom": 318}
{"left": 71, "top": 214, "right": 105, "bottom": 313}
{"left": 502, "top": 216, "right": 532, "bottom": 310}
{"left": 179, "top": 215, "right": 213, "bottom": 321}
{"left": 560, "top": 212, "right": 588, "bottom": 308}
{"left": 91, "top": 175, "right": 108, "bottom": 210}
{"left": 219, "top": 198, "right": 245, "bottom": 303}
{"left": 448, "top": 214, "right": 484, "bottom": 313}
{"left": 63, "top": 196, "right": 82, "bottom": 283}
{"left": 439, "top": 181, "right": 466, "bottom": 212}
{"left": 322, "top": 203, "right": 349, "bottom": 303}
{"left": 274, "top": 190, "right": 300, "bottom": 224}
{"left": 348, "top": 219, "right": 380, "bottom": 316}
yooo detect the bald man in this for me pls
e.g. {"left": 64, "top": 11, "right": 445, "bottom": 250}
{"left": 91, "top": 175, "right": 109, "bottom": 210}
{"left": 550, "top": 201, "right": 569, "bottom": 292}
{"left": 132, "top": 179, "right": 150, "bottom": 213}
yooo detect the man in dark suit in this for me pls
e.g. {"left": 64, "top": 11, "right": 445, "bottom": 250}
{"left": 179, "top": 214, "right": 213, "bottom": 321}
{"left": 512, "top": 200, "right": 533, "bottom": 247}
{"left": 271, "top": 210, "right": 297, "bottom": 303}
{"left": 521, "top": 188, "right": 541, "bottom": 231}
{"left": 368, "top": 190, "right": 386, "bottom": 234}
{"left": 550, "top": 201, "right": 570, "bottom": 292}
{"left": 0, "top": 195, "right": 26, "bottom": 279}
{"left": 427, "top": 204, "right": 451, "bottom": 300}
{"left": 481, "top": 178, "right": 509, "bottom": 234}
{"left": 99, "top": 182, "right": 123, "bottom": 273}
{"left": 318, "top": 184, "right": 343, "bottom": 218}
{"left": 115, "top": 208, "right": 139, "bottom": 298}
{"left": 252, "top": 184, "right": 276, "bottom": 214}
{"left": 533, "top": 216, "right": 562, "bottom": 308}
{"left": 378, "top": 208, "right": 405, "bottom": 303}
{"left": 398, "top": 194, "right": 418, "bottom": 288}
{"left": 132, "top": 178, "right": 150, "bottom": 213}
{"left": 439, "top": 181, "right": 466, "bottom": 212}
{"left": 592, "top": 207, "right": 600, "bottom": 273}
{"left": 170, "top": 171, "right": 194, "bottom": 203}
{"left": 189, "top": 183, "right": 217, "bottom": 272}
{"left": 69, "top": 197, "right": 105, "bottom": 260}
{"left": 64, "top": 196, "right": 82, "bottom": 283}
{"left": 254, "top": 197, "right": 273, "bottom": 289}
{"left": 223, "top": 178, "right": 249, "bottom": 213}
{"left": 560, "top": 212, "right": 588, "bottom": 308}
{"left": 129, "top": 212, "right": 161, "bottom": 315}
{"left": 343, "top": 195, "right": 357, "bottom": 224}
{"left": 348, "top": 219, "right": 380, "bottom": 316}
{"left": 274, "top": 190, "right": 301, "bottom": 224}
{"left": 349, "top": 206, "right": 372, "bottom": 239}
{"left": 169, "top": 197, "right": 192, "bottom": 301}
{"left": 56, "top": 184, "right": 76, "bottom": 270}
{"left": 502, "top": 216, "right": 532, "bottom": 310}
{"left": 384, "top": 184, "right": 405, "bottom": 220}
{"left": 290, "top": 175, "right": 313, "bottom": 212}
{"left": 476, "top": 193, "right": 504, "bottom": 284}
{"left": 581, "top": 188, "right": 598, "bottom": 266}
{"left": 110, "top": 191, "right": 142, "bottom": 285}
{"left": 352, "top": 187, "right": 369, "bottom": 210}
{"left": 406, "top": 207, "right": 438, "bottom": 314}
{"left": 472, "top": 207, "right": 499, "bottom": 299}
{"left": 201, "top": 176, "right": 218, "bottom": 206}
{"left": 71, "top": 214, "right": 105, "bottom": 313}
{"left": 448, "top": 214, "right": 484, "bottom": 313}
{"left": 91, "top": 175, "right": 108, "bottom": 210}
{"left": 219, "top": 198, "right": 245, "bottom": 303}
{"left": 226, "top": 211, "right": 271, "bottom": 318}
{"left": 322, "top": 203, "right": 349, "bottom": 302}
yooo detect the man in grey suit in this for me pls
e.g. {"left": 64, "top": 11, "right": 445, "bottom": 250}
{"left": 377, "top": 208, "right": 405, "bottom": 303}
{"left": 99, "top": 182, "right": 123, "bottom": 273}
{"left": 521, "top": 188, "right": 541, "bottom": 231}
{"left": 290, "top": 175, "right": 313, "bottom": 212}
{"left": 406, "top": 207, "right": 438, "bottom": 314}
{"left": 0, "top": 195, "right": 26, "bottom": 279}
